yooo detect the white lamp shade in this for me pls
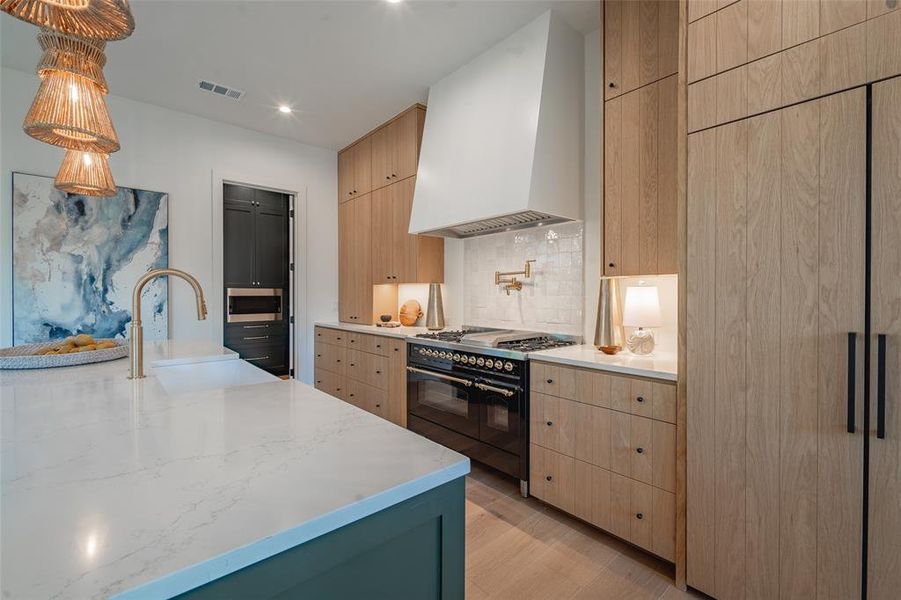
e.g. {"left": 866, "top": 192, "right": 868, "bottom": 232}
{"left": 622, "top": 286, "right": 662, "bottom": 328}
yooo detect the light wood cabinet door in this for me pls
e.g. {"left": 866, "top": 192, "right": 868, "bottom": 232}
{"left": 370, "top": 186, "right": 394, "bottom": 283}
{"left": 529, "top": 444, "right": 575, "bottom": 514}
{"left": 606, "top": 0, "right": 679, "bottom": 100}
{"left": 869, "top": 75, "right": 901, "bottom": 600}
{"left": 686, "top": 88, "right": 867, "bottom": 598}
{"left": 603, "top": 74, "right": 678, "bottom": 276}
{"left": 338, "top": 148, "right": 354, "bottom": 203}
{"left": 339, "top": 194, "right": 373, "bottom": 323}
{"left": 352, "top": 136, "right": 371, "bottom": 197}
{"left": 370, "top": 126, "right": 390, "bottom": 190}
{"left": 393, "top": 108, "right": 423, "bottom": 181}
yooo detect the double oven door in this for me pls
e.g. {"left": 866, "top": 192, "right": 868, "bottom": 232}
{"left": 406, "top": 363, "right": 523, "bottom": 462}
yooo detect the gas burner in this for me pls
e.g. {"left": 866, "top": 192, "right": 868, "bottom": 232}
{"left": 498, "top": 337, "right": 577, "bottom": 353}
{"left": 415, "top": 330, "right": 466, "bottom": 342}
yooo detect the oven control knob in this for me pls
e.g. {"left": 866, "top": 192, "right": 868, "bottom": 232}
{"left": 438, "top": 351, "right": 447, "bottom": 359}
{"left": 468, "top": 356, "right": 477, "bottom": 365}
{"left": 485, "top": 359, "right": 494, "bottom": 369}
{"left": 477, "top": 357, "right": 485, "bottom": 366}
{"left": 418, "top": 348, "right": 426, "bottom": 355}
{"left": 426, "top": 349, "right": 435, "bottom": 357}
{"left": 504, "top": 361, "right": 514, "bottom": 372}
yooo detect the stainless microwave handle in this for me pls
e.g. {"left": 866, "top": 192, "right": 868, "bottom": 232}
{"left": 406, "top": 366, "right": 473, "bottom": 387}
{"left": 475, "top": 382, "right": 516, "bottom": 397}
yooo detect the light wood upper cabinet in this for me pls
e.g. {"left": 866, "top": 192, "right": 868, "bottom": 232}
{"left": 338, "top": 105, "right": 440, "bottom": 324}
{"left": 370, "top": 177, "right": 444, "bottom": 284}
{"left": 604, "top": 74, "right": 678, "bottom": 276}
{"left": 338, "top": 138, "right": 371, "bottom": 203}
{"left": 605, "top": 0, "right": 679, "bottom": 100}
{"left": 338, "top": 194, "right": 372, "bottom": 323}
{"left": 370, "top": 106, "right": 425, "bottom": 191}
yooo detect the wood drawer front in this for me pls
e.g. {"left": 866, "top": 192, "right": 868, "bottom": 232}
{"left": 314, "top": 327, "right": 346, "bottom": 347}
{"left": 346, "top": 350, "right": 388, "bottom": 390}
{"left": 529, "top": 444, "right": 575, "bottom": 514}
{"left": 359, "top": 333, "right": 391, "bottom": 356}
{"left": 611, "top": 376, "right": 676, "bottom": 423}
{"left": 345, "top": 379, "right": 389, "bottom": 417}
{"left": 609, "top": 473, "right": 675, "bottom": 562}
{"left": 531, "top": 362, "right": 614, "bottom": 407}
{"left": 314, "top": 342, "right": 346, "bottom": 376}
{"left": 610, "top": 413, "right": 676, "bottom": 492}
{"left": 530, "top": 392, "right": 576, "bottom": 456}
{"left": 314, "top": 368, "right": 338, "bottom": 397}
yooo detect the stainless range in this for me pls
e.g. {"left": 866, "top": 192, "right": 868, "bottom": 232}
{"left": 405, "top": 327, "right": 577, "bottom": 495}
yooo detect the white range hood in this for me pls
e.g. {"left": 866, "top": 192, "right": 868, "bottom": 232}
{"left": 409, "top": 10, "right": 584, "bottom": 238}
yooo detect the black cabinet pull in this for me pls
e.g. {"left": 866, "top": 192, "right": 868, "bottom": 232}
{"left": 636, "top": 396, "right": 645, "bottom": 403}
{"left": 545, "top": 475, "right": 552, "bottom": 481}
{"left": 376, "top": 403, "right": 381, "bottom": 408}
{"left": 349, "top": 363, "right": 355, "bottom": 367}
{"left": 376, "top": 370, "right": 381, "bottom": 374}
{"left": 636, "top": 447, "right": 644, "bottom": 454}
{"left": 608, "top": 262, "right": 615, "bottom": 268}
{"left": 636, "top": 513, "right": 643, "bottom": 520}
{"left": 546, "top": 421, "right": 553, "bottom": 427}
{"left": 546, "top": 379, "right": 553, "bottom": 384}
{"left": 878, "top": 334, "right": 887, "bottom": 439}
{"left": 376, "top": 344, "right": 381, "bottom": 348}
{"left": 608, "top": 82, "right": 616, "bottom": 89}
{"left": 847, "top": 332, "right": 857, "bottom": 433}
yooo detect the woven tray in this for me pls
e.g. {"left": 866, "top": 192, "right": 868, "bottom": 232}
{"left": 0, "top": 339, "right": 127, "bottom": 370}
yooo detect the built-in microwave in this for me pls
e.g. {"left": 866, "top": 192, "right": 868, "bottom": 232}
{"left": 226, "top": 288, "right": 283, "bottom": 323}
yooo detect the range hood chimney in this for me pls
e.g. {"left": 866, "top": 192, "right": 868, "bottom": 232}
{"left": 409, "top": 11, "right": 584, "bottom": 238}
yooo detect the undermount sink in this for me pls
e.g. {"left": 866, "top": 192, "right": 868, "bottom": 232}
{"left": 152, "top": 358, "right": 281, "bottom": 395}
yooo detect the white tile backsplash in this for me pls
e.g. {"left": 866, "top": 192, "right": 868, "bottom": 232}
{"left": 463, "top": 222, "right": 584, "bottom": 336}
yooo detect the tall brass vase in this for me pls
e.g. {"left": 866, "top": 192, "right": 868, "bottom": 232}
{"left": 594, "top": 277, "right": 624, "bottom": 354}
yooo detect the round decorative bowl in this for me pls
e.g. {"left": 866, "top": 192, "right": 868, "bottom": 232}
{"left": 0, "top": 339, "right": 127, "bottom": 370}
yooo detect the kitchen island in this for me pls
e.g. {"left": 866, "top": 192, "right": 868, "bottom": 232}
{"left": 0, "top": 341, "right": 469, "bottom": 599}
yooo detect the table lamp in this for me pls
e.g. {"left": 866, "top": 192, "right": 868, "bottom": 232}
{"left": 622, "top": 285, "right": 662, "bottom": 355}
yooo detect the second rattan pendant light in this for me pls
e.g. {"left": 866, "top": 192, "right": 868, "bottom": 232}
{"left": 23, "top": 29, "right": 119, "bottom": 154}
{"left": 55, "top": 150, "right": 116, "bottom": 196}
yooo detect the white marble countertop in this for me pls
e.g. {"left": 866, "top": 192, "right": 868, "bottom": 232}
{"left": 315, "top": 321, "right": 460, "bottom": 339}
{"left": 0, "top": 341, "right": 469, "bottom": 599}
{"left": 528, "top": 344, "right": 678, "bottom": 381}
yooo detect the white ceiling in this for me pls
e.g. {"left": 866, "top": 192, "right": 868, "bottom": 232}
{"left": 1, "top": 0, "right": 600, "bottom": 150}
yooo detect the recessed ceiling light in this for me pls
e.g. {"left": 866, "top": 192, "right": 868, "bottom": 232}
{"left": 385, "top": 0, "right": 402, "bottom": 4}
{"left": 278, "top": 105, "right": 292, "bottom": 114}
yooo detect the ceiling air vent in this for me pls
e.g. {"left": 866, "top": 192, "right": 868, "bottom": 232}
{"left": 198, "top": 80, "right": 244, "bottom": 101}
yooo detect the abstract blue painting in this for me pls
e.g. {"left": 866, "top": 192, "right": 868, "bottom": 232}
{"left": 12, "top": 172, "right": 168, "bottom": 345}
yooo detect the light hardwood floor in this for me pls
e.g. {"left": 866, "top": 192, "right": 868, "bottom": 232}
{"left": 465, "top": 464, "right": 704, "bottom": 600}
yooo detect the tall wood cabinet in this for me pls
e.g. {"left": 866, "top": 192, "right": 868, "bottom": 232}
{"left": 686, "top": 78, "right": 901, "bottom": 599}
{"left": 338, "top": 137, "right": 371, "bottom": 203}
{"left": 371, "top": 177, "right": 444, "bottom": 284}
{"left": 338, "top": 194, "right": 372, "bottom": 323}
{"left": 603, "top": 0, "right": 679, "bottom": 277}
{"left": 337, "top": 105, "right": 443, "bottom": 325}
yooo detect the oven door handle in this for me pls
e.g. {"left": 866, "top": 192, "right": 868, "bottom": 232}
{"left": 474, "top": 382, "right": 517, "bottom": 397}
{"left": 406, "top": 366, "right": 473, "bottom": 387}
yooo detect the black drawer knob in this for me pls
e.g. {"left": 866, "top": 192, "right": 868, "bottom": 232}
{"left": 636, "top": 396, "right": 645, "bottom": 403}
{"left": 636, "top": 513, "right": 644, "bottom": 520}
{"left": 546, "top": 379, "right": 553, "bottom": 384}
{"left": 609, "top": 82, "right": 616, "bottom": 88}
{"left": 376, "top": 403, "right": 381, "bottom": 408}
{"left": 546, "top": 421, "right": 553, "bottom": 427}
{"left": 349, "top": 393, "right": 354, "bottom": 398}
{"left": 337, "top": 359, "right": 341, "bottom": 363}
{"left": 546, "top": 475, "right": 552, "bottom": 481}
{"left": 350, "top": 363, "right": 355, "bottom": 367}
{"left": 376, "top": 370, "right": 381, "bottom": 374}
{"left": 636, "top": 447, "right": 644, "bottom": 454}
{"left": 376, "top": 344, "right": 381, "bottom": 348}
{"left": 316, "top": 354, "right": 321, "bottom": 358}
{"left": 608, "top": 262, "right": 615, "bottom": 268}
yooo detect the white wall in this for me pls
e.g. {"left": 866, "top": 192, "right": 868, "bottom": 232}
{"left": 0, "top": 67, "right": 337, "bottom": 383}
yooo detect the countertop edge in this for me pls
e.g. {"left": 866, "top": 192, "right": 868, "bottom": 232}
{"left": 111, "top": 458, "right": 471, "bottom": 600}
{"left": 528, "top": 352, "right": 678, "bottom": 382}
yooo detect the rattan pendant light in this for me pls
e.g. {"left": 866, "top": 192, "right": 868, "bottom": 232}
{"left": 0, "top": 0, "right": 134, "bottom": 41}
{"left": 55, "top": 150, "right": 116, "bottom": 197}
{"left": 23, "top": 29, "right": 119, "bottom": 153}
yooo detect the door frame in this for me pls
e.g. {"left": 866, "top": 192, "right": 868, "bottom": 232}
{"left": 212, "top": 170, "right": 304, "bottom": 379}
